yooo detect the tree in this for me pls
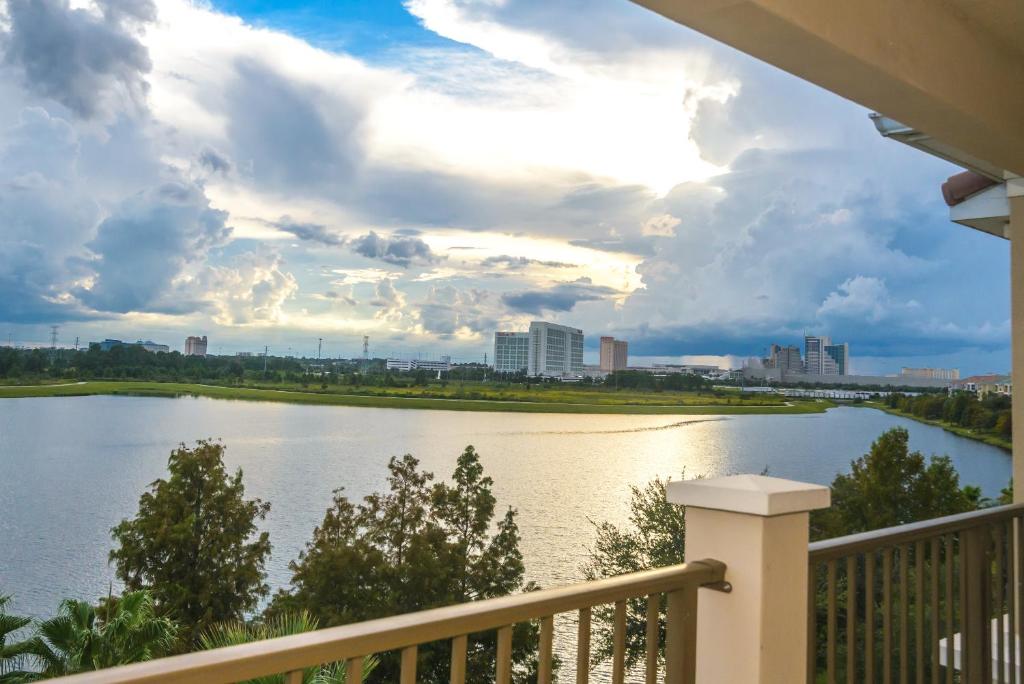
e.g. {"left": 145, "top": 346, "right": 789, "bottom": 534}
{"left": 581, "top": 477, "right": 686, "bottom": 672}
{"left": 110, "top": 440, "right": 271, "bottom": 647}
{"left": 0, "top": 596, "right": 41, "bottom": 682}
{"left": 270, "top": 447, "right": 541, "bottom": 683}
{"left": 200, "top": 612, "right": 378, "bottom": 684}
{"left": 811, "top": 427, "right": 980, "bottom": 541}
{"left": 32, "top": 591, "right": 178, "bottom": 676}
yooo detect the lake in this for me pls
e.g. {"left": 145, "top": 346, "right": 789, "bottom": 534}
{"left": 0, "top": 395, "right": 1011, "bottom": 680}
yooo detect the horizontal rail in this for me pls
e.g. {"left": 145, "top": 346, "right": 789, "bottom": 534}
{"left": 809, "top": 503, "right": 1024, "bottom": 562}
{"left": 56, "top": 559, "right": 726, "bottom": 684}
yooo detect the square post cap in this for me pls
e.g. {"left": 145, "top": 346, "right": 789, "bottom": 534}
{"left": 667, "top": 474, "right": 830, "bottom": 516}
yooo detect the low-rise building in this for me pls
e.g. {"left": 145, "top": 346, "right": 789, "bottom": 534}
{"left": 901, "top": 367, "right": 960, "bottom": 381}
{"left": 950, "top": 374, "right": 1012, "bottom": 397}
{"left": 386, "top": 356, "right": 452, "bottom": 373}
{"left": 95, "top": 339, "right": 169, "bottom": 353}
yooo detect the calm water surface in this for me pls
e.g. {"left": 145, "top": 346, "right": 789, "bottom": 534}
{"left": 0, "top": 396, "right": 1011, "bottom": 679}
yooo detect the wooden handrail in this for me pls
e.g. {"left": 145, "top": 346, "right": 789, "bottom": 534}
{"left": 56, "top": 559, "right": 726, "bottom": 684}
{"left": 808, "top": 503, "right": 1024, "bottom": 562}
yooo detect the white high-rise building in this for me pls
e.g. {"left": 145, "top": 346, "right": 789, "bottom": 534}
{"left": 493, "top": 332, "right": 529, "bottom": 373}
{"left": 804, "top": 335, "right": 831, "bottom": 374}
{"left": 528, "top": 321, "right": 584, "bottom": 377}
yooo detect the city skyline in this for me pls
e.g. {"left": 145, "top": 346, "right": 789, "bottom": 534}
{"left": 0, "top": 0, "right": 1010, "bottom": 377}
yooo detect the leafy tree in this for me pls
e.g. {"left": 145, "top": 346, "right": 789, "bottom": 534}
{"left": 581, "top": 477, "right": 686, "bottom": 672}
{"left": 32, "top": 591, "right": 178, "bottom": 676}
{"left": 110, "top": 440, "right": 271, "bottom": 647}
{"left": 0, "top": 596, "right": 41, "bottom": 682}
{"left": 200, "top": 612, "right": 378, "bottom": 683}
{"left": 811, "top": 427, "right": 980, "bottom": 540}
{"left": 270, "top": 447, "right": 541, "bottom": 683}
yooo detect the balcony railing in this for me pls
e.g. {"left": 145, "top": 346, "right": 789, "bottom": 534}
{"left": 808, "top": 503, "right": 1024, "bottom": 683}
{"left": 55, "top": 559, "right": 726, "bottom": 684}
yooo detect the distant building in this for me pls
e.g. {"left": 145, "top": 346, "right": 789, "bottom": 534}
{"left": 493, "top": 332, "right": 530, "bottom": 373}
{"left": 824, "top": 343, "right": 849, "bottom": 375}
{"left": 138, "top": 340, "right": 170, "bottom": 353}
{"left": 386, "top": 356, "right": 452, "bottom": 373}
{"left": 184, "top": 335, "right": 208, "bottom": 357}
{"left": 951, "top": 374, "right": 1012, "bottom": 397}
{"left": 803, "top": 335, "right": 830, "bottom": 374}
{"left": 236, "top": 351, "right": 254, "bottom": 357}
{"left": 528, "top": 321, "right": 584, "bottom": 377}
{"left": 599, "top": 336, "right": 629, "bottom": 372}
{"left": 95, "top": 339, "right": 169, "bottom": 353}
{"left": 901, "top": 367, "right": 960, "bottom": 381}
{"left": 628, "top": 364, "right": 721, "bottom": 377}
{"left": 765, "top": 344, "right": 803, "bottom": 373}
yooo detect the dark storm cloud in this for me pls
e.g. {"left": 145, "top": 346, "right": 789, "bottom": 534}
{"left": 197, "top": 147, "right": 232, "bottom": 176}
{"left": 501, "top": 278, "right": 617, "bottom": 315}
{"left": 276, "top": 219, "right": 344, "bottom": 246}
{"left": 350, "top": 231, "right": 439, "bottom": 268}
{"left": 2, "top": 0, "right": 154, "bottom": 119}
{"left": 225, "top": 58, "right": 366, "bottom": 192}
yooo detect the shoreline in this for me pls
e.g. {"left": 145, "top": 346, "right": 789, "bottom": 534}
{"left": 861, "top": 401, "right": 1011, "bottom": 452}
{"left": 0, "top": 381, "right": 835, "bottom": 415}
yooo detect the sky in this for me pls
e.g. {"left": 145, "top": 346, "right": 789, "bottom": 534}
{"left": 0, "top": 0, "right": 1011, "bottom": 374}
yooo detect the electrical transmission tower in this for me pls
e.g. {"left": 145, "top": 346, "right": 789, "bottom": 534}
{"left": 49, "top": 326, "right": 59, "bottom": 349}
{"left": 317, "top": 337, "right": 323, "bottom": 361}
{"left": 362, "top": 335, "right": 369, "bottom": 371}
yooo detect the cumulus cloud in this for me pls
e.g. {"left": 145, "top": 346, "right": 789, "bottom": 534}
{"left": 368, "top": 277, "right": 408, "bottom": 323}
{"left": 351, "top": 231, "right": 440, "bottom": 268}
{"left": 2, "top": 0, "right": 155, "bottom": 120}
{"left": 416, "top": 285, "right": 496, "bottom": 338}
{"left": 75, "top": 181, "right": 232, "bottom": 314}
{"left": 817, "top": 276, "right": 900, "bottom": 324}
{"left": 201, "top": 250, "right": 298, "bottom": 325}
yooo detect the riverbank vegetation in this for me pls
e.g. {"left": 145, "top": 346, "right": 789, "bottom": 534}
{"left": 0, "top": 380, "right": 833, "bottom": 415}
{"left": 868, "top": 391, "right": 1012, "bottom": 450}
{"left": 0, "top": 346, "right": 836, "bottom": 415}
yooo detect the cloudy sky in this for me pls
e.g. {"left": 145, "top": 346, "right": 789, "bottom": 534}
{"left": 0, "top": 0, "right": 1010, "bottom": 373}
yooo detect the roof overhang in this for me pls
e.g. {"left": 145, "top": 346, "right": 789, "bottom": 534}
{"left": 630, "top": 0, "right": 1024, "bottom": 178}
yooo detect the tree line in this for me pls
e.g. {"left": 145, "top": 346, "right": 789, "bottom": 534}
{"left": 884, "top": 390, "right": 1011, "bottom": 442}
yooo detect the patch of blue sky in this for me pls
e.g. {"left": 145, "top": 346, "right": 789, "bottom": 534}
{"left": 209, "top": 0, "right": 451, "bottom": 57}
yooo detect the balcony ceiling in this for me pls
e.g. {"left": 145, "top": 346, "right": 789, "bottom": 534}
{"left": 631, "top": 0, "right": 1024, "bottom": 179}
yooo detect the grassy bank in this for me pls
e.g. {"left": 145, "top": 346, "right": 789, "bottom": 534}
{"left": 863, "top": 401, "right": 1011, "bottom": 451}
{"left": 0, "top": 381, "right": 835, "bottom": 415}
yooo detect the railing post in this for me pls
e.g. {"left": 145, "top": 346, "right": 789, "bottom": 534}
{"left": 667, "top": 474, "right": 830, "bottom": 683}
{"left": 961, "top": 525, "right": 992, "bottom": 682}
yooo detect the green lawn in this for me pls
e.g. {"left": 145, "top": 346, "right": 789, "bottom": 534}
{"left": 0, "top": 381, "right": 835, "bottom": 415}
